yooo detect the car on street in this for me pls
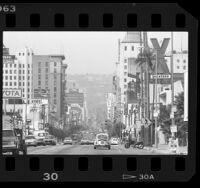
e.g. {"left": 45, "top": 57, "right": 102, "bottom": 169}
{"left": 33, "top": 131, "right": 48, "bottom": 146}
{"left": 25, "top": 135, "right": 38, "bottom": 147}
{"left": 3, "top": 129, "right": 20, "bottom": 154}
{"left": 63, "top": 137, "right": 73, "bottom": 145}
{"left": 80, "top": 138, "right": 89, "bottom": 145}
{"left": 94, "top": 133, "right": 111, "bottom": 150}
{"left": 44, "top": 135, "right": 57, "bottom": 145}
{"left": 110, "top": 137, "right": 119, "bottom": 145}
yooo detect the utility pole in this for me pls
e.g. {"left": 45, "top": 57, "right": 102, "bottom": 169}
{"left": 170, "top": 32, "right": 175, "bottom": 137}
{"left": 155, "top": 49, "right": 158, "bottom": 148}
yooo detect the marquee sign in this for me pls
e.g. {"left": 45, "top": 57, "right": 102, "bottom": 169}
{"left": 3, "top": 89, "right": 22, "bottom": 98}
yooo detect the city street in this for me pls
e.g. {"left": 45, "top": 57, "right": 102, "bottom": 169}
{"left": 27, "top": 144, "right": 168, "bottom": 155}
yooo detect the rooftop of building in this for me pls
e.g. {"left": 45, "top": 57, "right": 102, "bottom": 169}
{"left": 121, "top": 32, "right": 141, "bottom": 43}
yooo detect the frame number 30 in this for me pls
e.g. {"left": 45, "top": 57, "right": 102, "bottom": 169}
{"left": 43, "top": 173, "right": 59, "bottom": 181}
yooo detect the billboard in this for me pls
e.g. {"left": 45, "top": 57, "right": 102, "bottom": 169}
{"left": 3, "top": 89, "right": 22, "bottom": 98}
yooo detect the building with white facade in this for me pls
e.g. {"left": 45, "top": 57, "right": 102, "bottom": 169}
{"left": 106, "top": 93, "right": 116, "bottom": 121}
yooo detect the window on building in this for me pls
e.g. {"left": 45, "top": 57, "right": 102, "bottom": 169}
{"left": 19, "top": 53, "right": 21, "bottom": 56}
{"left": 28, "top": 70, "right": 30, "bottom": 74}
{"left": 19, "top": 82, "right": 21, "bottom": 86}
{"left": 28, "top": 88, "right": 30, "bottom": 92}
{"left": 23, "top": 82, "right": 25, "bottom": 86}
{"left": 14, "top": 70, "right": 17, "bottom": 74}
{"left": 5, "top": 70, "right": 8, "bottom": 74}
{"left": 38, "top": 81, "right": 41, "bottom": 85}
{"left": 14, "top": 82, "right": 17, "bottom": 86}
{"left": 28, "top": 64, "right": 30, "bottom": 68}
{"left": 54, "top": 93, "right": 56, "bottom": 98}
{"left": 54, "top": 87, "right": 57, "bottom": 91}
{"left": 10, "top": 82, "right": 12, "bottom": 86}
{"left": 28, "top": 94, "right": 30, "bottom": 98}
{"left": 22, "top": 53, "right": 24, "bottom": 56}
{"left": 46, "top": 68, "right": 48, "bottom": 73}
{"left": 23, "top": 76, "right": 25, "bottom": 80}
{"left": 10, "top": 70, "right": 12, "bottom": 74}
{"left": 124, "top": 46, "right": 127, "bottom": 51}
{"left": 124, "top": 91, "right": 126, "bottom": 95}
{"left": 183, "top": 60, "right": 186, "bottom": 63}
{"left": 46, "top": 62, "right": 48, "bottom": 67}
{"left": 5, "top": 76, "right": 8, "bottom": 80}
{"left": 10, "top": 76, "right": 12, "bottom": 80}
{"left": 132, "top": 46, "right": 134, "bottom": 51}
{"left": 5, "top": 64, "right": 8, "bottom": 68}
{"left": 124, "top": 65, "right": 127, "bottom": 69}
{"left": 10, "top": 64, "right": 12, "bottom": 68}
{"left": 23, "top": 64, "right": 25, "bottom": 68}
{"left": 177, "top": 66, "right": 180, "bottom": 69}
{"left": 19, "top": 70, "right": 21, "bottom": 74}
{"left": 54, "top": 99, "right": 57, "bottom": 105}
{"left": 54, "top": 62, "right": 57, "bottom": 66}
{"left": 124, "top": 72, "right": 127, "bottom": 76}
{"left": 28, "top": 76, "right": 30, "bottom": 80}
{"left": 14, "top": 76, "right": 16, "bottom": 80}
{"left": 28, "top": 82, "right": 30, "bottom": 86}
{"left": 124, "top": 78, "right": 127, "bottom": 82}
{"left": 54, "top": 68, "right": 57, "bottom": 73}
{"left": 14, "top": 64, "right": 17, "bottom": 68}
{"left": 19, "top": 64, "right": 21, "bottom": 68}
{"left": 5, "top": 82, "right": 8, "bottom": 86}
{"left": 23, "top": 70, "right": 25, "bottom": 74}
{"left": 38, "top": 62, "right": 41, "bottom": 67}
{"left": 183, "top": 66, "right": 186, "bottom": 70}
{"left": 38, "top": 75, "right": 41, "bottom": 80}
{"left": 177, "top": 59, "right": 180, "bottom": 63}
{"left": 38, "top": 68, "right": 41, "bottom": 73}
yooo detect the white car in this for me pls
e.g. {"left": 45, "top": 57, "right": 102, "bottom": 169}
{"left": 63, "top": 137, "right": 73, "bottom": 145}
{"left": 94, "top": 133, "right": 111, "bottom": 150}
{"left": 110, "top": 137, "right": 119, "bottom": 145}
{"left": 25, "top": 135, "right": 37, "bottom": 147}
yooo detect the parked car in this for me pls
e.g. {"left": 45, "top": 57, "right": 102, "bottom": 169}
{"left": 25, "top": 135, "right": 38, "bottom": 147}
{"left": 110, "top": 137, "right": 119, "bottom": 145}
{"left": 44, "top": 135, "right": 57, "bottom": 145}
{"left": 94, "top": 133, "right": 111, "bottom": 150}
{"left": 63, "top": 137, "right": 73, "bottom": 145}
{"left": 88, "top": 139, "right": 95, "bottom": 145}
{"left": 2, "top": 129, "right": 20, "bottom": 154}
{"left": 80, "top": 138, "right": 89, "bottom": 145}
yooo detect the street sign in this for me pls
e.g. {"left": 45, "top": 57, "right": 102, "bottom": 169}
{"left": 151, "top": 74, "right": 171, "bottom": 79}
{"left": 3, "top": 89, "right": 22, "bottom": 98}
{"left": 154, "top": 112, "right": 159, "bottom": 117}
{"left": 31, "top": 99, "right": 42, "bottom": 105}
{"left": 170, "top": 113, "right": 174, "bottom": 119}
{"left": 170, "top": 125, "right": 177, "bottom": 133}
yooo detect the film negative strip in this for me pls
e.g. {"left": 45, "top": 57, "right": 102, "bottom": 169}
{"left": 0, "top": 3, "right": 198, "bottom": 182}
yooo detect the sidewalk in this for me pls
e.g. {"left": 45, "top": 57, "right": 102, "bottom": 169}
{"left": 144, "top": 144, "right": 188, "bottom": 155}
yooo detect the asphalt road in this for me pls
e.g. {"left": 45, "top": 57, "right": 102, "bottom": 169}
{"left": 27, "top": 144, "right": 164, "bottom": 155}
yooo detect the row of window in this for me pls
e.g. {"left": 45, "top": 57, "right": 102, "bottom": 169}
{"left": 124, "top": 46, "right": 134, "bottom": 51}
{"left": 3, "top": 63, "right": 31, "bottom": 68}
{"left": 176, "top": 59, "right": 187, "bottom": 63}
{"left": 18, "top": 52, "right": 34, "bottom": 56}
{"left": 176, "top": 65, "right": 187, "bottom": 70}
{"left": 3, "top": 69, "right": 32, "bottom": 74}
{"left": 4, "top": 76, "right": 31, "bottom": 80}
{"left": 3, "top": 81, "right": 32, "bottom": 87}
{"left": 38, "top": 62, "right": 56, "bottom": 67}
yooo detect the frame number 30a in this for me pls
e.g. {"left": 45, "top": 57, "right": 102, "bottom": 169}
{"left": 43, "top": 173, "right": 59, "bottom": 181}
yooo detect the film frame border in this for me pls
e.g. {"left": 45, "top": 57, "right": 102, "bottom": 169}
{"left": 0, "top": 3, "right": 198, "bottom": 182}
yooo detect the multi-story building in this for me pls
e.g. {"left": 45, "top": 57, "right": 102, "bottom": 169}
{"left": 32, "top": 55, "right": 67, "bottom": 122}
{"left": 106, "top": 93, "right": 116, "bottom": 122}
{"left": 117, "top": 32, "right": 141, "bottom": 125}
{"left": 65, "top": 87, "right": 87, "bottom": 125}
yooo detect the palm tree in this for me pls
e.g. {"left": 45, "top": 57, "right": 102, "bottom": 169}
{"left": 135, "top": 47, "right": 156, "bottom": 120}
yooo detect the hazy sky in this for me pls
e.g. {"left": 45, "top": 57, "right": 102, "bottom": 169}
{"left": 3, "top": 32, "right": 188, "bottom": 74}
